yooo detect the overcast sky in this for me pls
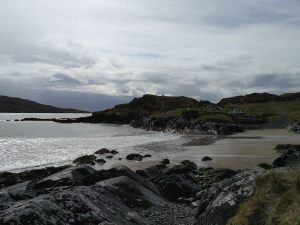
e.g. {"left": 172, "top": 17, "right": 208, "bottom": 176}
{"left": 0, "top": 0, "right": 300, "bottom": 111}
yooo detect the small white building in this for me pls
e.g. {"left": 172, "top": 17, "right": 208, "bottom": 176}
{"left": 229, "top": 107, "right": 244, "bottom": 115}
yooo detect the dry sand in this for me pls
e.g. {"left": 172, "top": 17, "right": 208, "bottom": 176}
{"left": 168, "top": 129, "right": 300, "bottom": 169}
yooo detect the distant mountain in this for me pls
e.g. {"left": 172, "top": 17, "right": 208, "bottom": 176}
{"left": 218, "top": 92, "right": 300, "bottom": 105}
{"left": 0, "top": 96, "right": 88, "bottom": 113}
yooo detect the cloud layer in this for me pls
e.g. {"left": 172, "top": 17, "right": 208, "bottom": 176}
{"left": 0, "top": 0, "right": 300, "bottom": 110}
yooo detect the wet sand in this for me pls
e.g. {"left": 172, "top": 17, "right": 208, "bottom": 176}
{"left": 168, "top": 129, "right": 299, "bottom": 170}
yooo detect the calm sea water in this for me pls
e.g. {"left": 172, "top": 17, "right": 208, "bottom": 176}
{"left": 0, "top": 113, "right": 180, "bottom": 172}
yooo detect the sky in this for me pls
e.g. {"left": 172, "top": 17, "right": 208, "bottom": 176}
{"left": 0, "top": 0, "right": 300, "bottom": 111}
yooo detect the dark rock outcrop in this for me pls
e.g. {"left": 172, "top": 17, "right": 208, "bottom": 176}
{"left": 288, "top": 122, "right": 300, "bottom": 133}
{"left": 126, "top": 153, "right": 143, "bottom": 161}
{"left": 273, "top": 144, "right": 300, "bottom": 167}
{"left": 161, "top": 158, "right": 170, "bottom": 165}
{"left": 95, "top": 148, "right": 119, "bottom": 155}
{"left": 95, "top": 148, "right": 110, "bottom": 154}
{"left": 195, "top": 170, "right": 262, "bottom": 225}
{"left": 132, "top": 117, "right": 244, "bottom": 135}
{"left": 0, "top": 165, "right": 70, "bottom": 188}
{"left": 202, "top": 156, "right": 213, "bottom": 161}
{"left": 73, "top": 155, "right": 97, "bottom": 165}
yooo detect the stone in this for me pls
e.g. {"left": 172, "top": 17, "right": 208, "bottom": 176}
{"left": 161, "top": 158, "right": 170, "bottom": 165}
{"left": 95, "top": 158, "right": 106, "bottom": 164}
{"left": 181, "top": 160, "right": 197, "bottom": 170}
{"left": 202, "top": 156, "right": 213, "bottom": 161}
{"left": 94, "top": 148, "right": 110, "bottom": 155}
{"left": 73, "top": 155, "right": 97, "bottom": 165}
{"left": 126, "top": 153, "right": 143, "bottom": 161}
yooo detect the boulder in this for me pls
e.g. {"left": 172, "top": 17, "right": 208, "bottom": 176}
{"left": 181, "top": 160, "right": 197, "bottom": 170}
{"left": 94, "top": 148, "right": 110, "bottom": 155}
{"left": 202, "top": 156, "right": 212, "bottom": 161}
{"left": 161, "top": 158, "right": 170, "bottom": 165}
{"left": 126, "top": 153, "right": 143, "bottom": 161}
{"left": 105, "top": 155, "right": 114, "bottom": 159}
{"left": 110, "top": 150, "right": 119, "bottom": 155}
{"left": 143, "top": 154, "right": 152, "bottom": 158}
{"left": 273, "top": 144, "right": 300, "bottom": 167}
{"left": 73, "top": 155, "right": 97, "bottom": 165}
{"left": 258, "top": 163, "right": 273, "bottom": 170}
{"left": 95, "top": 159, "right": 106, "bottom": 164}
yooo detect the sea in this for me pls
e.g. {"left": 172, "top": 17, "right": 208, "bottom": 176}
{"left": 0, "top": 113, "right": 181, "bottom": 172}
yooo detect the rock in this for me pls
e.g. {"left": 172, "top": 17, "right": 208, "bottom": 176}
{"left": 126, "top": 153, "right": 143, "bottom": 161}
{"left": 136, "top": 170, "right": 149, "bottom": 178}
{"left": 95, "top": 176, "right": 165, "bottom": 209}
{"left": 107, "top": 166, "right": 160, "bottom": 195}
{"left": 195, "top": 169, "right": 263, "bottom": 225}
{"left": 95, "top": 158, "right": 106, "bottom": 164}
{"left": 0, "top": 182, "right": 152, "bottom": 225}
{"left": 143, "top": 154, "right": 152, "bottom": 158}
{"left": 119, "top": 158, "right": 122, "bottom": 160}
{"left": 110, "top": 150, "right": 119, "bottom": 155}
{"left": 105, "top": 155, "right": 114, "bottom": 159}
{"left": 0, "top": 165, "right": 71, "bottom": 188}
{"left": 150, "top": 173, "right": 200, "bottom": 201}
{"left": 33, "top": 166, "right": 98, "bottom": 189}
{"left": 167, "top": 164, "right": 195, "bottom": 174}
{"left": 161, "top": 158, "right": 170, "bottom": 165}
{"left": 288, "top": 122, "right": 300, "bottom": 133}
{"left": 202, "top": 156, "right": 212, "bottom": 161}
{"left": 258, "top": 163, "right": 273, "bottom": 170}
{"left": 273, "top": 144, "right": 300, "bottom": 167}
{"left": 73, "top": 155, "right": 97, "bottom": 165}
{"left": 142, "top": 164, "right": 168, "bottom": 178}
{"left": 181, "top": 160, "right": 197, "bottom": 170}
{"left": 94, "top": 148, "right": 110, "bottom": 155}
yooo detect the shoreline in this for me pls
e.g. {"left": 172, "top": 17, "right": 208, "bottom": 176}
{"left": 2, "top": 128, "right": 298, "bottom": 174}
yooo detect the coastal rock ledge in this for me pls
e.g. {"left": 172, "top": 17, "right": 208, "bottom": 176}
{"left": 1, "top": 146, "right": 297, "bottom": 225}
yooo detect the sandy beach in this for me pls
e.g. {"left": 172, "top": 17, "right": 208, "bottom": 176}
{"left": 108, "top": 129, "right": 300, "bottom": 171}
{"left": 169, "top": 129, "right": 300, "bottom": 169}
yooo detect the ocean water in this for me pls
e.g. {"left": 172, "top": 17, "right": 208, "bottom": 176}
{"left": 0, "top": 113, "right": 180, "bottom": 172}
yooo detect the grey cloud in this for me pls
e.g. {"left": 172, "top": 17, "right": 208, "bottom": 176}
{"left": 1, "top": 0, "right": 300, "bottom": 108}
{"left": 51, "top": 73, "right": 82, "bottom": 85}
{"left": 247, "top": 74, "right": 300, "bottom": 89}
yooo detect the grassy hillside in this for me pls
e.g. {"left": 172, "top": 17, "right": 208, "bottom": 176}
{"left": 236, "top": 100, "right": 300, "bottom": 122}
{"left": 228, "top": 169, "right": 300, "bottom": 225}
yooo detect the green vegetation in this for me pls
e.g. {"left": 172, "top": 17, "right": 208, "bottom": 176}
{"left": 153, "top": 108, "right": 235, "bottom": 123}
{"left": 289, "top": 111, "right": 300, "bottom": 122}
{"left": 227, "top": 169, "right": 300, "bottom": 225}
{"left": 236, "top": 100, "right": 300, "bottom": 122}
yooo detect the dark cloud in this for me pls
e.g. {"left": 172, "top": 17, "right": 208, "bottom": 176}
{"left": 51, "top": 73, "right": 82, "bottom": 85}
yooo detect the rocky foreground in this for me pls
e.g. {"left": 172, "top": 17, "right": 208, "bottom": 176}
{"left": 1, "top": 144, "right": 299, "bottom": 225}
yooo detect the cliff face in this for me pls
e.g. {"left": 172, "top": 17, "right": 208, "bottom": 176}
{"left": 0, "top": 96, "right": 87, "bottom": 113}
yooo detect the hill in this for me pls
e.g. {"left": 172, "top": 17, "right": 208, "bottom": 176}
{"left": 88, "top": 94, "right": 210, "bottom": 123}
{"left": 218, "top": 92, "right": 281, "bottom": 105}
{"left": 0, "top": 96, "right": 87, "bottom": 113}
{"left": 218, "top": 92, "right": 300, "bottom": 105}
